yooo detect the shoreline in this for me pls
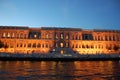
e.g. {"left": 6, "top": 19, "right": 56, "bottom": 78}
{"left": 0, "top": 56, "right": 120, "bottom": 61}
{"left": 0, "top": 53, "right": 120, "bottom": 61}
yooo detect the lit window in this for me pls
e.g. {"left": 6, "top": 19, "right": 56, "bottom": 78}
{"left": 46, "top": 34, "right": 48, "bottom": 39}
{"left": 2, "top": 33, "right": 6, "bottom": 37}
{"left": 7, "top": 33, "right": 10, "bottom": 38}
{"left": 60, "top": 50, "right": 64, "bottom": 54}
{"left": 66, "top": 34, "right": 69, "bottom": 39}
{"left": 60, "top": 42, "right": 64, "bottom": 48}
{"left": 55, "top": 34, "right": 58, "bottom": 39}
{"left": 12, "top": 33, "right": 15, "bottom": 38}
{"left": 34, "top": 34, "right": 37, "bottom": 38}
{"left": 60, "top": 33, "right": 63, "bottom": 39}
{"left": 66, "top": 43, "right": 68, "bottom": 47}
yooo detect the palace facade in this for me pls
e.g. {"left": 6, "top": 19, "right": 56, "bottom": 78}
{"left": 0, "top": 26, "right": 120, "bottom": 54}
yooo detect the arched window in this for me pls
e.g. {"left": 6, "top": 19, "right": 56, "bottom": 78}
{"left": 82, "top": 45, "right": 85, "bottom": 48}
{"left": 2, "top": 32, "right": 6, "bottom": 38}
{"left": 105, "top": 36, "right": 108, "bottom": 41}
{"left": 79, "top": 35, "right": 81, "bottom": 40}
{"left": 91, "top": 45, "right": 93, "bottom": 48}
{"left": 24, "top": 44, "right": 26, "bottom": 47}
{"left": 66, "top": 34, "right": 69, "bottom": 39}
{"left": 76, "top": 35, "right": 78, "bottom": 40}
{"left": 113, "top": 35, "right": 115, "bottom": 41}
{"left": 33, "top": 43, "right": 36, "bottom": 48}
{"left": 37, "top": 43, "right": 41, "bottom": 48}
{"left": 76, "top": 44, "right": 78, "bottom": 48}
{"left": 98, "top": 36, "right": 100, "bottom": 40}
{"left": 60, "top": 42, "right": 64, "bottom": 48}
{"left": 55, "top": 33, "right": 58, "bottom": 39}
{"left": 17, "top": 44, "right": 19, "bottom": 47}
{"left": 60, "top": 33, "right": 64, "bottom": 39}
{"left": 20, "top": 43, "right": 22, "bottom": 47}
{"left": 55, "top": 43, "right": 58, "bottom": 47}
{"left": 7, "top": 33, "right": 10, "bottom": 38}
{"left": 66, "top": 43, "right": 69, "bottom": 47}
{"left": 72, "top": 35, "right": 74, "bottom": 40}
{"left": 28, "top": 43, "right": 31, "bottom": 48}
{"left": 86, "top": 45, "right": 89, "bottom": 48}
{"left": 46, "top": 44, "right": 48, "bottom": 48}
{"left": 34, "top": 34, "right": 37, "bottom": 39}
{"left": 79, "top": 44, "right": 81, "bottom": 48}
{"left": 109, "top": 36, "right": 111, "bottom": 41}
{"left": 42, "top": 44, "right": 44, "bottom": 48}
{"left": 12, "top": 33, "right": 15, "bottom": 38}
{"left": 46, "top": 34, "right": 48, "bottom": 39}
{"left": 72, "top": 44, "right": 74, "bottom": 48}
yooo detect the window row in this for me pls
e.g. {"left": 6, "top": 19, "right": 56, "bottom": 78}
{"left": 16, "top": 43, "right": 51, "bottom": 48}
{"left": 55, "top": 33, "right": 69, "bottom": 40}
{"left": 71, "top": 44, "right": 120, "bottom": 49}
{"left": 71, "top": 35, "right": 120, "bottom": 41}
{"left": 1, "top": 32, "right": 27, "bottom": 39}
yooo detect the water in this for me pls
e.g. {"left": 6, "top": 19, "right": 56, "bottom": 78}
{"left": 0, "top": 61, "right": 120, "bottom": 80}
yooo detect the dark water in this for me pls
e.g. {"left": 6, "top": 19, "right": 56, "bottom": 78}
{"left": 0, "top": 61, "right": 120, "bottom": 80}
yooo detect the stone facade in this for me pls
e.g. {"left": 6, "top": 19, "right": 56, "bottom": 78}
{"left": 0, "top": 26, "right": 120, "bottom": 54}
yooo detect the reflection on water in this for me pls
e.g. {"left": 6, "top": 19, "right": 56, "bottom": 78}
{"left": 0, "top": 61, "right": 120, "bottom": 80}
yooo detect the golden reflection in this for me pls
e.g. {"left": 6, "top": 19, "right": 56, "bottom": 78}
{"left": 0, "top": 61, "right": 119, "bottom": 80}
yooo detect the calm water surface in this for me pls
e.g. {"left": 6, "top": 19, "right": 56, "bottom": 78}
{"left": 0, "top": 61, "right": 120, "bottom": 80}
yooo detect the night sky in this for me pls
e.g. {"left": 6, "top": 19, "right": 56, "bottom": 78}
{"left": 0, "top": 0, "right": 120, "bottom": 30}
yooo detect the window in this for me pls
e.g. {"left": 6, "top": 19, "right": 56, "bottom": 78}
{"left": 2, "top": 33, "right": 6, "bottom": 38}
{"left": 60, "top": 33, "right": 64, "bottom": 39}
{"left": 24, "top": 44, "right": 26, "bottom": 47}
{"left": 17, "top": 44, "right": 19, "bottom": 47}
{"left": 109, "top": 36, "right": 111, "bottom": 41}
{"left": 37, "top": 43, "right": 41, "bottom": 48}
{"left": 82, "top": 45, "right": 85, "bottom": 48}
{"left": 105, "top": 36, "right": 108, "bottom": 41}
{"left": 82, "top": 34, "right": 93, "bottom": 40}
{"left": 42, "top": 44, "right": 44, "bottom": 48}
{"left": 76, "top": 44, "right": 78, "bottom": 48}
{"left": 46, "top": 34, "right": 48, "bottom": 39}
{"left": 7, "top": 33, "right": 10, "bottom": 38}
{"left": 72, "top": 44, "right": 74, "bottom": 48}
{"left": 60, "top": 42, "right": 64, "bottom": 48}
{"left": 55, "top": 33, "right": 58, "bottom": 39}
{"left": 98, "top": 36, "right": 100, "bottom": 40}
{"left": 46, "top": 44, "right": 48, "bottom": 48}
{"left": 28, "top": 43, "right": 31, "bottom": 48}
{"left": 20, "top": 44, "right": 22, "bottom": 47}
{"left": 86, "top": 45, "right": 89, "bottom": 48}
{"left": 79, "top": 45, "right": 81, "bottom": 48}
{"left": 66, "top": 43, "right": 69, "bottom": 47}
{"left": 34, "top": 34, "right": 37, "bottom": 38}
{"left": 79, "top": 35, "right": 81, "bottom": 40}
{"left": 60, "top": 50, "right": 64, "bottom": 54}
{"left": 113, "top": 36, "right": 115, "bottom": 41}
{"left": 12, "top": 33, "right": 15, "bottom": 38}
{"left": 55, "top": 43, "right": 58, "bottom": 47}
{"left": 33, "top": 43, "right": 36, "bottom": 48}
{"left": 66, "top": 34, "right": 69, "bottom": 39}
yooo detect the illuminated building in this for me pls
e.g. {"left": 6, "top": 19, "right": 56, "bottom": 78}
{"left": 0, "top": 26, "right": 120, "bottom": 54}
